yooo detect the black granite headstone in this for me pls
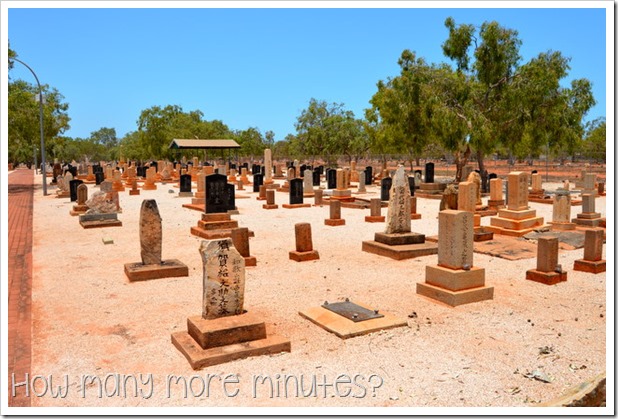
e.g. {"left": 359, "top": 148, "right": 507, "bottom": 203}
{"left": 312, "top": 169, "right": 321, "bottom": 186}
{"left": 290, "top": 178, "right": 304, "bottom": 205}
{"left": 326, "top": 169, "right": 337, "bottom": 189}
{"left": 300, "top": 164, "right": 307, "bottom": 174}
{"left": 318, "top": 165, "right": 324, "bottom": 175}
{"left": 180, "top": 174, "right": 192, "bottom": 193}
{"left": 408, "top": 176, "right": 415, "bottom": 197}
{"left": 381, "top": 177, "right": 392, "bottom": 201}
{"left": 226, "top": 183, "right": 235, "bottom": 211}
{"left": 425, "top": 162, "right": 435, "bottom": 183}
{"left": 69, "top": 179, "right": 83, "bottom": 202}
{"left": 253, "top": 173, "right": 264, "bottom": 193}
{"left": 205, "top": 174, "right": 229, "bottom": 214}
{"left": 252, "top": 164, "right": 259, "bottom": 175}
{"left": 95, "top": 172, "right": 104, "bottom": 185}
{"left": 364, "top": 166, "right": 373, "bottom": 185}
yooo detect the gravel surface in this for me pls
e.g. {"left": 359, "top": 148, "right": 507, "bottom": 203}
{"left": 28, "top": 175, "right": 608, "bottom": 411}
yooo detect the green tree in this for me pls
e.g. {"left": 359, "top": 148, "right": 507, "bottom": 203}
{"left": 367, "top": 50, "right": 436, "bottom": 169}
{"left": 581, "top": 117, "right": 606, "bottom": 162}
{"left": 295, "top": 98, "right": 366, "bottom": 165}
{"left": 8, "top": 79, "right": 71, "bottom": 165}
{"left": 441, "top": 17, "right": 595, "bottom": 181}
{"left": 234, "top": 127, "right": 266, "bottom": 158}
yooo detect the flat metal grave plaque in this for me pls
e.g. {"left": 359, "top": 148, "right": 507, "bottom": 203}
{"left": 321, "top": 300, "right": 384, "bottom": 323}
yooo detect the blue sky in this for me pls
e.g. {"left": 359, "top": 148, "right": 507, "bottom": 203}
{"left": 5, "top": 3, "right": 609, "bottom": 142}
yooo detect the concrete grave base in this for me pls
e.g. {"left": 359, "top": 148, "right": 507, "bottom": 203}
{"left": 365, "top": 215, "right": 385, "bottom": 223}
{"left": 79, "top": 213, "right": 122, "bottom": 229}
{"left": 171, "top": 311, "right": 290, "bottom": 370}
{"left": 374, "top": 232, "right": 425, "bottom": 246}
{"left": 298, "top": 302, "right": 407, "bottom": 339}
{"left": 324, "top": 218, "right": 345, "bottom": 226}
{"left": 262, "top": 204, "right": 279, "bottom": 210}
{"left": 124, "top": 259, "right": 189, "bottom": 281}
{"left": 473, "top": 227, "right": 494, "bottom": 242}
{"left": 178, "top": 192, "right": 193, "bottom": 197}
{"left": 129, "top": 189, "right": 141, "bottom": 195}
{"left": 573, "top": 259, "right": 606, "bottom": 274}
{"left": 282, "top": 203, "right": 311, "bottom": 209}
{"left": 289, "top": 250, "right": 320, "bottom": 262}
{"left": 361, "top": 240, "right": 438, "bottom": 261}
{"left": 410, "top": 213, "right": 422, "bottom": 220}
{"left": 56, "top": 191, "right": 71, "bottom": 198}
{"left": 525, "top": 269, "right": 568, "bottom": 285}
{"left": 416, "top": 282, "right": 494, "bottom": 307}
{"left": 549, "top": 221, "right": 577, "bottom": 231}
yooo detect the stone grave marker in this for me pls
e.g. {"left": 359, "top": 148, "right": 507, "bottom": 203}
{"left": 526, "top": 236, "right": 567, "bottom": 285}
{"left": 325, "top": 199, "right": 345, "bottom": 226}
{"left": 574, "top": 228, "right": 606, "bottom": 274}
{"left": 205, "top": 174, "right": 230, "bottom": 214}
{"left": 69, "top": 179, "right": 84, "bottom": 202}
{"left": 289, "top": 223, "right": 319, "bottom": 261}
{"left": 326, "top": 169, "right": 337, "bottom": 189}
{"left": 380, "top": 177, "right": 392, "bottom": 201}
{"left": 416, "top": 210, "right": 494, "bottom": 306}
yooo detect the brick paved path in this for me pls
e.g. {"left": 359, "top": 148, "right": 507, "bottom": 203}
{"left": 7, "top": 169, "right": 34, "bottom": 407}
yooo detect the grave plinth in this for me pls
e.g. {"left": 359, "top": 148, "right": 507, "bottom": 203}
{"left": 79, "top": 212, "right": 122, "bottom": 229}
{"left": 231, "top": 227, "right": 257, "bottom": 267}
{"left": 191, "top": 213, "right": 242, "bottom": 240}
{"left": 362, "top": 166, "right": 437, "bottom": 260}
{"left": 125, "top": 200, "right": 189, "bottom": 281}
{"left": 416, "top": 182, "right": 447, "bottom": 199}
{"left": 573, "top": 229, "right": 606, "bottom": 274}
{"left": 525, "top": 236, "right": 567, "bottom": 285}
{"left": 488, "top": 172, "right": 545, "bottom": 237}
{"left": 172, "top": 239, "right": 289, "bottom": 369}
{"left": 299, "top": 299, "right": 407, "bottom": 339}
{"left": 416, "top": 210, "right": 493, "bottom": 306}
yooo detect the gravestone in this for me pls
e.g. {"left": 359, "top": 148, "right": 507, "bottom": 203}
{"left": 69, "top": 179, "right": 84, "bottom": 202}
{"left": 362, "top": 166, "right": 437, "bottom": 260}
{"left": 312, "top": 169, "right": 321, "bottom": 187}
{"left": 424, "top": 162, "right": 435, "bottom": 184}
{"left": 414, "top": 170, "right": 422, "bottom": 186}
{"left": 289, "top": 178, "right": 304, "bottom": 205}
{"left": 488, "top": 178, "right": 505, "bottom": 210}
{"left": 364, "top": 166, "right": 373, "bottom": 185}
{"left": 226, "top": 183, "right": 236, "bottom": 213}
{"left": 357, "top": 171, "right": 366, "bottom": 193}
{"left": 574, "top": 229, "right": 606, "bottom": 274}
{"left": 572, "top": 194, "right": 602, "bottom": 227}
{"left": 289, "top": 223, "right": 319, "bottom": 261}
{"left": 179, "top": 174, "right": 193, "bottom": 197}
{"left": 205, "top": 174, "right": 230, "bottom": 214}
{"left": 526, "top": 236, "right": 567, "bottom": 285}
{"left": 380, "top": 177, "right": 392, "bottom": 201}
{"left": 408, "top": 176, "right": 415, "bottom": 197}
{"left": 263, "top": 189, "right": 278, "bottom": 210}
{"left": 417, "top": 210, "right": 493, "bottom": 306}
{"left": 326, "top": 169, "right": 337, "bottom": 189}
{"left": 365, "top": 198, "right": 384, "bottom": 223}
{"left": 549, "top": 191, "right": 575, "bottom": 230}
{"left": 70, "top": 183, "right": 90, "bottom": 216}
{"left": 303, "top": 169, "right": 314, "bottom": 195}
{"left": 488, "top": 172, "right": 545, "bottom": 236}
{"left": 264, "top": 149, "right": 273, "bottom": 184}
{"left": 171, "top": 237, "right": 291, "bottom": 369}
{"left": 325, "top": 199, "right": 345, "bottom": 226}
{"left": 313, "top": 189, "right": 323, "bottom": 206}
{"left": 253, "top": 173, "right": 264, "bottom": 193}
{"left": 231, "top": 227, "right": 257, "bottom": 266}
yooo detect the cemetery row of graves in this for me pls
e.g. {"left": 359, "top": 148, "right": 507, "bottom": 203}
{"left": 33, "top": 149, "right": 606, "bottom": 406}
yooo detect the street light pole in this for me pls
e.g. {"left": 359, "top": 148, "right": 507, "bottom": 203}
{"left": 12, "top": 57, "right": 47, "bottom": 196}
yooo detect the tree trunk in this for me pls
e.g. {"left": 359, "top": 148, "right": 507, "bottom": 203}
{"left": 476, "top": 149, "right": 488, "bottom": 192}
{"left": 454, "top": 145, "right": 471, "bottom": 183}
